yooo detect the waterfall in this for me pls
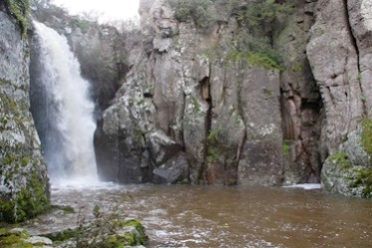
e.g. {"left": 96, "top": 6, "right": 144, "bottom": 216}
{"left": 31, "top": 21, "right": 97, "bottom": 183}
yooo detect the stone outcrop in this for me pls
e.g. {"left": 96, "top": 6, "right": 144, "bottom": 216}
{"left": 0, "top": 5, "right": 50, "bottom": 223}
{"left": 307, "top": 0, "right": 372, "bottom": 197}
{"left": 322, "top": 122, "right": 372, "bottom": 198}
{"left": 307, "top": 0, "right": 364, "bottom": 154}
{"left": 95, "top": 0, "right": 303, "bottom": 185}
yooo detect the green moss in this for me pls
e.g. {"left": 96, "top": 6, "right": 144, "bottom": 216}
{"left": 246, "top": 51, "right": 284, "bottom": 71}
{"left": 101, "top": 219, "right": 148, "bottom": 248}
{"left": 226, "top": 49, "right": 283, "bottom": 71}
{"left": 232, "top": 0, "right": 293, "bottom": 33}
{"left": 206, "top": 146, "right": 219, "bottom": 163}
{"left": 43, "top": 228, "right": 83, "bottom": 242}
{"left": 69, "top": 18, "right": 89, "bottom": 33}
{"left": 0, "top": 160, "right": 50, "bottom": 223}
{"left": 5, "top": 0, "right": 30, "bottom": 38}
{"left": 169, "top": 0, "right": 214, "bottom": 30}
{"left": 263, "top": 88, "right": 273, "bottom": 96}
{"left": 105, "top": 232, "right": 135, "bottom": 248}
{"left": 0, "top": 229, "right": 32, "bottom": 248}
{"left": 329, "top": 151, "right": 352, "bottom": 171}
{"left": 291, "top": 61, "right": 303, "bottom": 72}
{"left": 51, "top": 205, "right": 75, "bottom": 214}
{"left": 349, "top": 168, "right": 372, "bottom": 198}
{"left": 361, "top": 119, "right": 372, "bottom": 156}
{"left": 282, "top": 140, "right": 291, "bottom": 155}
{"left": 191, "top": 96, "right": 201, "bottom": 113}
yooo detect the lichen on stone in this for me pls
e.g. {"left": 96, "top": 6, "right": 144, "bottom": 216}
{"left": 0, "top": 78, "right": 50, "bottom": 223}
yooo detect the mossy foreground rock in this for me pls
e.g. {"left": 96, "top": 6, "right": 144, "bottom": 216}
{"left": 0, "top": 8, "right": 50, "bottom": 223}
{"left": 322, "top": 122, "right": 372, "bottom": 198}
{"left": 0, "top": 228, "right": 53, "bottom": 248}
{"left": 43, "top": 218, "right": 148, "bottom": 247}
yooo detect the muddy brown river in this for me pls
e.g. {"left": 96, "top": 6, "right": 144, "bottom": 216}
{"left": 25, "top": 182, "right": 372, "bottom": 247}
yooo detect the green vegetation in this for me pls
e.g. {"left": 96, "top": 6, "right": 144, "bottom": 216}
{"left": 51, "top": 205, "right": 75, "bottom": 214}
{"left": 191, "top": 96, "right": 201, "bottom": 112}
{"left": 43, "top": 228, "right": 83, "bottom": 242}
{"left": 0, "top": 228, "right": 31, "bottom": 248}
{"left": 226, "top": 0, "right": 293, "bottom": 70}
{"left": 0, "top": 161, "right": 50, "bottom": 223}
{"left": 206, "top": 128, "right": 221, "bottom": 163}
{"left": 0, "top": 80, "right": 50, "bottom": 223}
{"left": 350, "top": 168, "right": 372, "bottom": 198}
{"left": 168, "top": 0, "right": 214, "bottom": 30}
{"left": 361, "top": 119, "right": 372, "bottom": 156}
{"left": 282, "top": 140, "right": 291, "bottom": 155}
{"left": 329, "top": 151, "right": 352, "bottom": 171}
{"left": 327, "top": 150, "right": 372, "bottom": 199}
{"left": 226, "top": 47, "right": 284, "bottom": 70}
{"left": 69, "top": 18, "right": 89, "bottom": 33}
{"left": 231, "top": 0, "right": 293, "bottom": 35}
{"left": 5, "top": 0, "right": 30, "bottom": 38}
{"left": 206, "top": 146, "right": 219, "bottom": 163}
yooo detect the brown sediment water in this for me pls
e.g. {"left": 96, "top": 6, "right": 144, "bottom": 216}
{"left": 24, "top": 183, "right": 372, "bottom": 247}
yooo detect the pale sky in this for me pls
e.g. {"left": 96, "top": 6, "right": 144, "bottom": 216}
{"left": 53, "top": 0, "right": 140, "bottom": 22}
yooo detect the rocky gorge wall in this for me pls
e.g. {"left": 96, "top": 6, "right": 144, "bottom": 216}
{"left": 0, "top": 0, "right": 371, "bottom": 212}
{"left": 0, "top": 1, "right": 50, "bottom": 223}
{"left": 95, "top": 0, "right": 322, "bottom": 186}
{"left": 92, "top": 0, "right": 372, "bottom": 198}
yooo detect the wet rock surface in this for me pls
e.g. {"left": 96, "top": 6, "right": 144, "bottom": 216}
{"left": 0, "top": 8, "right": 50, "bottom": 223}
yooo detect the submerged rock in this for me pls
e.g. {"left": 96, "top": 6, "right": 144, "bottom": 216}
{"left": 41, "top": 218, "right": 148, "bottom": 248}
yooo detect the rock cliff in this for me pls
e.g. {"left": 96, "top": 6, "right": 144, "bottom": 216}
{"left": 93, "top": 0, "right": 371, "bottom": 197}
{"left": 306, "top": 0, "right": 372, "bottom": 198}
{"left": 0, "top": 2, "right": 50, "bottom": 223}
{"left": 1, "top": 0, "right": 371, "bottom": 201}
{"left": 95, "top": 0, "right": 322, "bottom": 186}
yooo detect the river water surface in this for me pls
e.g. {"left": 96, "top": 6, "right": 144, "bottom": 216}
{"left": 25, "top": 183, "right": 372, "bottom": 247}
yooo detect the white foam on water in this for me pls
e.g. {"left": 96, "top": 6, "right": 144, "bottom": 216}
{"left": 283, "top": 183, "right": 322, "bottom": 190}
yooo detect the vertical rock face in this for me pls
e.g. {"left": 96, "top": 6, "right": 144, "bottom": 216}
{"left": 278, "top": 0, "right": 323, "bottom": 184}
{"left": 307, "top": 0, "right": 364, "bottom": 153}
{"left": 348, "top": 0, "right": 372, "bottom": 117}
{"left": 0, "top": 9, "right": 50, "bottom": 223}
{"left": 307, "top": 0, "right": 372, "bottom": 198}
{"left": 95, "top": 0, "right": 293, "bottom": 185}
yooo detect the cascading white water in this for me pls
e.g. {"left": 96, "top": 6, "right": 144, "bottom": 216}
{"left": 33, "top": 21, "right": 97, "bottom": 183}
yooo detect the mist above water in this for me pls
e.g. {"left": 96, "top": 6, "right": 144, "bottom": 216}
{"left": 31, "top": 21, "right": 97, "bottom": 184}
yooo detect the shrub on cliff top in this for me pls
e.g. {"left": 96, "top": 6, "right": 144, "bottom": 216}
{"left": 169, "top": 0, "right": 214, "bottom": 30}
{"left": 5, "top": 0, "right": 30, "bottom": 38}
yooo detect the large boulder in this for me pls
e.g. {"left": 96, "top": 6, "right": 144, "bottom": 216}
{"left": 322, "top": 121, "right": 372, "bottom": 198}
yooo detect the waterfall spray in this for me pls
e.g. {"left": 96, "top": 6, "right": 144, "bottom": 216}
{"left": 31, "top": 21, "right": 98, "bottom": 184}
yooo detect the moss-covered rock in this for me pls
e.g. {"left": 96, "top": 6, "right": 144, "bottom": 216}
{"left": 41, "top": 218, "right": 148, "bottom": 247}
{"left": 322, "top": 151, "right": 372, "bottom": 199}
{"left": 0, "top": 8, "right": 50, "bottom": 223}
{"left": 0, "top": 79, "right": 50, "bottom": 223}
{"left": 4, "top": 0, "right": 30, "bottom": 38}
{"left": 0, "top": 228, "right": 52, "bottom": 248}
